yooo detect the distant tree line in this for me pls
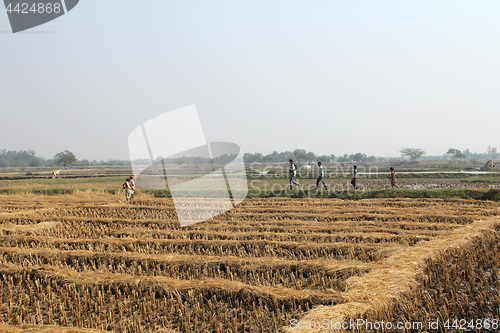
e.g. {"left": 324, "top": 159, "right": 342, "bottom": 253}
{"left": 246, "top": 146, "right": 500, "bottom": 164}
{"left": 463, "top": 146, "right": 500, "bottom": 160}
{"left": 244, "top": 149, "right": 378, "bottom": 163}
{"left": 0, "top": 149, "right": 240, "bottom": 168}
{"left": 0, "top": 149, "right": 130, "bottom": 168}
{"left": 148, "top": 154, "right": 237, "bottom": 166}
{"left": 400, "top": 146, "right": 500, "bottom": 161}
{"left": 1, "top": 146, "right": 498, "bottom": 168}
{"left": 0, "top": 150, "right": 44, "bottom": 167}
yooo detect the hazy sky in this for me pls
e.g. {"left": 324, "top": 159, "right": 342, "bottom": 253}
{"left": 1, "top": 1, "right": 499, "bottom": 161}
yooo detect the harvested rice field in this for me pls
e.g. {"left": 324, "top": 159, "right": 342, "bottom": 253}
{"left": 0, "top": 193, "right": 498, "bottom": 332}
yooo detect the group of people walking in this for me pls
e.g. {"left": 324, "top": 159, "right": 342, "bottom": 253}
{"left": 287, "top": 159, "right": 329, "bottom": 190}
{"left": 288, "top": 159, "right": 398, "bottom": 190}
{"left": 122, "top": 163, "right": 399, "bottom": 199}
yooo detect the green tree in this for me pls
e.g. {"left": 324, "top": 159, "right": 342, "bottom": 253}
{"left": 400, "top": 148, "right": 426, "bottom": 161}
{"left": 28, "top": 159, "right": 44, "bottom": 167}
{"left": 305, "top": 152, "right": 316, "bottom": 162}
{"left": 0, "top": 149, "right": 44, "bottom": 167}
{"left": 262, "top": 151, "right": 280, "bottom": 162}
{"left": 487, "top": 146, "right": 499, "bottom": 159}
{"left": 463, "top": 149, "right": 471, "bottom": 159}
{"left": 446, "top": 148, "right": 466, "bottom": 159}
{"left": 293, "top": 149, "right": 308, "bottom": 162}
{"left": 54, "top": 150, "right": 77, "bottom": 169}
{"left": 243, "top": 153, "right": 262, "bottom": 163}
{"left": 337, "top": 154, "right": 349, "bottom": 162}
{"left": 317, "top": 155, "right": 331, "bottom": 163}
{"left": 349, "top": 153, "right": 367, "bottom": 162}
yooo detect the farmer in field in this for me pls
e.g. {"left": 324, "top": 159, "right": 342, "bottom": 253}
{"left": 315, "top": 162, "right": 328, "bottom": 190}
{"left": 129, "top": 175, "right": 136, "bottom": 199}
{"left": 289, "top": 159, "right": 301, "bottom": 190}
{"left": 351, "top": 165, "right": 357, "bottom": 189}
{"left": 390, "top": 167, "right": 398, "bottom": 189}
{"left": 123, "top": 178, "right": 133, "bottom": 201}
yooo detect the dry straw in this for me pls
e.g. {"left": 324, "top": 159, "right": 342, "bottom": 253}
{"left": 0, "top": 194, "right": 498, "bottom": 332}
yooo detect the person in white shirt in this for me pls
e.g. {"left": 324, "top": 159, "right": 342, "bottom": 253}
{"left": 129, "top": 175, "right": 135, "bottom": 199}
{"left": 315, "top": 162, "right": 328, "bottom": 190}
{"left": 288, "top": 159, "right": 301, "bottom": 190}
{"left": 351, "top": 165, "right": 357, "bottom": 189}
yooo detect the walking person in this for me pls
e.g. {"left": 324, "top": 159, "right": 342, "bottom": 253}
{"left": 129, "top": 175, "right": 136, "bottom": 199}
{"left": 315, "top": 162, "right": 328, "bottom": 190}
{"left": 351, "top": 165, "right": 357, "bottom": 189}
{"left": 390, "top": 167, "right": 398, "bottom": 189}
{"left": 288, "top": 159, "right": 301, "bottom": 190}
{"left": 123, "top": 178, "right": 133, "bottom": 201}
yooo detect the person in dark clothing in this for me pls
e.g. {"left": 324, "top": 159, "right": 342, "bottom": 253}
{"left": 390, "top": 167, "right": 398, "bottom": 189}
{"left": 351, "top": 165, "right": 357, "bottom": 189}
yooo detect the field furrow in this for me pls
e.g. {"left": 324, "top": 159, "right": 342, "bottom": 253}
{"left": 0, "top": 194, "right": 498, "bottom": 332}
